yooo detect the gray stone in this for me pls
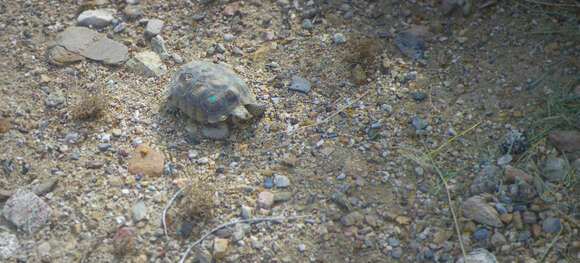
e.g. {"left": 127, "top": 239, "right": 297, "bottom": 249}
{"left": 490, "top": 232, "right": 506, "bottom": 247}
{"left": 151, "top": 35, "right": 169, "bottom": 59}
{"left": 240, "top": 205, "right": 252, "bottom": 219}
{"left": 301, "top": 19, "right": 313, "bottom": 30}
{"left": 395, "top": 31, "right": 425, "bottom": 60}
{"left": 2, "top": 189, "right": 52, "bottom": 234}
{"left": 456, "top": 248, "right": 497, "bottom": 263}
{"left": 132, "top": 200, "right": 147, "bottom": 222}
{"left": 77, "top": 9, "right": 115, "bottom": 28}
{"left": 126, "top": 51, "right": 167, "bottom": 77}
{"left": 250, "top": 236, "right": 263, "bottom": 249}
{"left": 223, "top": 33, "right": 234, "bottom": 42}
{"left": 297, "top": 243, "right": 306, "bottom": 252}
{"left": 231, "top": 223, "right": 250, "bottom": 242}
{"left": 388, "top": 237, "right": 400, "bottom": 247}
{"left": 45, "top": 89, "right": 65, "bottom": 108}
{"left": 461, "top": 196, "right": 503, "bottom": 228}
{"left": 215, "top": 43, "right": 226, "bottom": 54}
{"left": 36, "top": 241, "right": 51, "bottom": 259}
{"left": 274, "top": 191, "right": 292, "bottom": 202}
{"left": 0, "top": 232, "right": 18, "bottom": 260}
{"left": 412, "top": 116, "right": 428, "bottom": 131}
{"left": 542, "top": 217, "right": 562, "bottom": 233}
{"left": 541, "top": 157, "right": 568, "bottom": 183}
{"left": 273, "top": 175, "right": 290, "bottom": 188}
{"left": 113, "top": 22, "right": 126, "bottom": 33}
{"left": 392, "top": 247, "right": 403, "bottom": 259}
{"left": 333, "top": 33, "right": 346, "bottom": 44}
{"left": 55, "top": 26, "right": 129, "bottom": 65}
{"left": 522, "top": 211, "right": 536, "bottom": 224}
{"left": 341, "top": 211, "right": 362, "bottom": 226}
{"left": 289, "top": 76, "right": 311, "bottom": 93}
{"left": 470, "top": 165, "right": 501, "bottom": 195}
{"left": 145, "top": 19, "right": 164, "bottom": 39}
{"left": 171, "top": 53, "right": 184, "bottom": 64}
{"left": 123, "top": 5, "right": 142, "bottom": 20}
{"left": 126, "top": 0, "right": 140, "bottom": 4}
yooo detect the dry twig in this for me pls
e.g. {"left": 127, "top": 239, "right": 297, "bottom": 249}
{"left": 163, "top": 183, "right": 193, "bottom": 237}
{"left": 179, "top": 215, "right": 312, "bottom": 263}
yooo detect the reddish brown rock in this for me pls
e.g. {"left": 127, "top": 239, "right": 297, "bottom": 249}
{"left": 128, "top": 144, "right": 165, "bottom": 177}
{"left": 504, "top": 166, "right": 533, "bottom": 184}
{"left": 499, "top": 213, "right": 513, "bottom": 224}
{"left": 0, "top": 117, "right": 10, "bottom": 133}
{"left": 548, "top": 130, "right": 580, "bottom": 152}
{"left": 532, "top": 224, "right": 542, "bottom": 237}
{"left": 113, "top": 226, "right": 138, "bottom": 253}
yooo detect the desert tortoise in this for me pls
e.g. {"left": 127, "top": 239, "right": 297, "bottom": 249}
{"left": 167, "top": 61, "right": 265, "bottom": 138}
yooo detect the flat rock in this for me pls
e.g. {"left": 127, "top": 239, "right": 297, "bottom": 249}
{"left": 128, "top": 144, "right": 165, "bottom": 177}
{"left": 470, "top": 165, "right": 501, "bottom": 195}
{"left": 132, "top": 200, "right": 147, "bottom": 222}
{"left": 126, "top": 51, "right": 167, "bottom": 77}
{"left": 54, "top": 26, "right": 128, "bottom": 65}
{"left": 77, "top": 9, "right": 115, "bottom": 28}
{"left": 542, "top": 217, "right": 562, "bottom": 233}
{"left": 0, "top": 232, "right": 18, "bottom": 260}
{"left": 273, "top": 175, "right": 290, "bottom": 188}
{"left": 341, "top": 211, "right": 362, "bottom": 226}
{"left": 461, "top": 196, "right": 503, "bottom": 228}
{"left": 145, "top": 19, "right": 164, "bottom": 39}
{"left": 289, "top": 76, "right": 311, "bottom": 93}
{"left": 151, "top": 35, "right": 169, "bottom": 58}
{"left": 2, "top": 189, "right": 53, "bottom": 234}
{"left": 456, "top": 248, "right": 498, "bottom": 263}
{"left": 548, "top": 130, "right": 580, "bottom": 153}
{"left": 47, "top": 45, "right": 84, "bottom": 66}
{"left": 541, "top": 156, "right": 568, "bottom": 183}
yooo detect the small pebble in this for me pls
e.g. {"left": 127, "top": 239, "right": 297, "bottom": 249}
{"left": 391, "top": 247, "right": 403, "bottom": 259}
{"left": 333, "top": 33, "right": 346, "bottom": 44}
{"left": 542, "top": 217, "right": 561, "bottom": 233}
{"left": 274, "top": 175, "right": 290, "bottom": 188}
{"left": 302, "top": 19, "right": 313, "bottom": 30}
{"left": 472, "top": 229, "right": 490, "bottom": 240}
{"left": 412, "top": 91, "right": 426, "bottom": 101}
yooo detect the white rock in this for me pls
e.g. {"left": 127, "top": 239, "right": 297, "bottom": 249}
{"left": 145, "top": 19, "right": 164, "bottom": 38}
{"left": 77, "top": 9, "right": 115, "bottom": 28}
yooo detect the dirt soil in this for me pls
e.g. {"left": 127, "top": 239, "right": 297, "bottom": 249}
{"left": 0, "top": 0, "right": 578, "bottom": 263}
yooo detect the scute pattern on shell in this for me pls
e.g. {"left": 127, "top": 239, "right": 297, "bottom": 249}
{"left": 167, "top": 61, "right": 258, "bottom": 124}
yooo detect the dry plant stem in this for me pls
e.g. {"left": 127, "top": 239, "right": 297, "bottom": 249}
{"left": 429, "top": 121, "right": 481, "bottom": 158}
{"left": 163, "top": 183, "right": 193, "bottom": 237}
{"left": 539, "top": 225, "right": 563, "bottom": 263}
{"left": 179, "top": 215, "right": 312, "bottom": 263}
{"left": 427, "top": 153, "right": 467, "bottom": 261}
